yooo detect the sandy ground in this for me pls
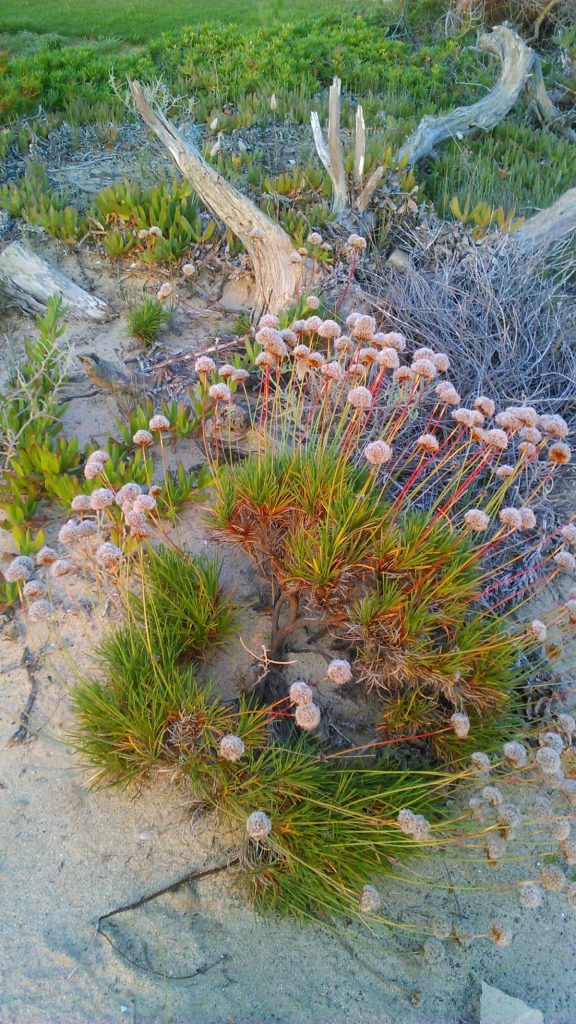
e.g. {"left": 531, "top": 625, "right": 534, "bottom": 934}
{"left": 1, "top": 240, "right": 576, "bottom": 1024}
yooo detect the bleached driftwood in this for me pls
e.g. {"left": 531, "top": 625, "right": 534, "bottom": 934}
{"left": 0, "top": 241, "right": 109, "bottom": 320}
{"left": 312, "top": 26, "right": 546, "bottom": 218}
{"left": 512, "top": 187, "right": 576, "bottom": 250}
{"left": 130, "top": 80, "right": 303, "bottom": 317}
{"left": 397, "top": 25, "right": 536, "bottom": 165}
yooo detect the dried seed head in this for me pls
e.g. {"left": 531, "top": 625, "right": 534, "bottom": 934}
{"left": 393, "top": 366, "right": 414, "bottom": 383}
{"left": 434, "top": 353, "right": 450, "bottom": 373}
{"left": 490, "top": 923, "right": 512, "bottom": 948}
{"left": 435, "top": 382, "right": 460, "bottom": 406}
{"left": 520, "top": 507, "right": 537, "bottom": 530}
{"left": 295, "top": 702, "right": 321, "bottom": 731}
{"left": 411, "top": 814, "right": 431, "bottom": 842}
{"left": 149, "top": 414, "right": 170, "bottom": 432}
{"left": 499, "top": 508, "right": 522, "bottom": 531}
{"left": 116, "top": 482, "right": 142, "bottom": 509}
{"left": 416, "top": 433, "right": 440, "bottom": 454}
{"left": 530, "top": 619, "right": 547, "bottom": 643}
{"left": 347, "top": 234, "right": 367, "bottom": 251}
{"left": 538, "top": 413, "right": 568, "bottom": 439}
{"left": 133, "top": 494, "right": 157, "bottom": 515}
{"left": 209, "top": 383, "right": 232, "bottom": 402}
{"left": 482, "top": 785, "right": 504, "bottom": 807}
{"left": 182, "top": 262, "right": 195, "bottom": 277}
{"left": 28, "top": 598, "right": 54, "bottom": 621}
{"left": 567, "top": 883, "right": 576, "bottom": 909}
{"left": 231, "top": 368, "right": 249, "bottom": 383}
{"left": 77, "top": 520, "right": 98, "bottom": 541}
{"left": 411, "top": 357, "right": 437, "bottom": 381}
{"left": 347, "top": 386, "right": 373, "bottom": 410}
{"left": 474, "top": 396, "right": 496, "bottom": 418}
{"left": 520, "top": 427, "right": 542, "bottom": 445}
{"left": 464, "top": 509, "right": 490, "bottom": 532}
{"left": 499, "top": 804, "right": 521, "bottom": 828}
{"left": 540, "top": 863, "right": 566, "bottom": 892}
{"left": 468, "top": 796, "right": 487, "bottom": 823}
{"left": 133, "top": 429, "right": 153, "bottom": 447}
{"left": 307, "top": 234, "right": 322, "bottom": 247}
{"left": 51, "top": 558, "right": 74, "bottom": 577}
{"left": 195, "top": 356, "right": 216, "bottom": 375}
{"left": 431, "top": 917, "right": 452, "bottom": 940}
{"left": 397, "top": 809, "right": 417, "bottom": 835}
{"left": 518, "top": 883, "right": 543, "bottom": 909}
{"left": 536, "top": 747, "right": 561, "bottom": 775}
{"left": 560, "top": 525, "right": 576, "bottom": 546}
{"left": 471, "top": 751, "right": 491, "bottom": 775}
{"left": 71, "top": 494, "right": 92, "bottom": 513}
{"left": 326, "top": 659, "right": 353, "bottom": 686}
{"left": 350, "top": 315, "right": 376, "bottom": 341}
{"left": 36, "top": 546, "right": 57, "bottom": 566}
{"left": 359, "top": 884, "right": 381, "bottom": 914}
{"left": 258, "top": 314, "right": 280, "bottom": 329}
{"left": 58, "top": 521, "right": 80, "bottom": 546}
{"left": 450, "top": 712, "right": 470, "bottom": 738}
{"left": 486, "top": 835, "right": 507, "bottom": 861}
{"left": 219, "top": 734, "right": 245, "bottom": 762}
{"left": 245, "top": 811, "right": 272, "bottom": 842}
{"left": 549, "top": 442, "right": 571, "bottom": 465}
{"left": 23, "top": 580, "right": 46, "bottom": 600}
{"left": 539, "top": 731, "right": 564, "bottom": 753}
{"left": 4, "top": 555, "right": 34, "bottom": 583}
{"left": 552, "top": 818, "right": 572, "bottom": 842}
{"left": 502, "top": 741, "right": 528, "bottom": 768}
{"left": 452, "top": 407, "right": 484, "bottom": 429}
{"left": 96, "top": 542, "right": 122, "bottom": 570}
{"left": 375, "top": 347, "right": 400, "bottom": 370}
{"left": 374, "top": 331, "right": 406, "bottom": 352}
{"left": 289, "top": 681, "right": 313, "bottom": 705}
{"left": 318, "top": 319, "right": 341, "bottom": 340}
{"left": 364, "top": 440, "right": 392, "bottom": 465}
{"left": 320, "top": 361, "right": 344, "bottom": 382}
{"left": 84, "top": 460, "right": 104, "bottom": 481}
{"left": 303, "top": 316, "right": 323, "bottom": 335}
{"left": 157, "top": 282, "right": 173, "bottom": 301}
{"left": 554, "top": 549, "right": 576, "bottom": 571}
{"left": 560, "top": 839, "right": 576, "bottom": 865}
{"left": 484, "top": 429, "right": 509, "bottom": 451}
{"left": 495, "top": 465, "right": 514, "bottom": 480}
{"left": 558, "top": 713, "right": 576, "bottom": 735}
{"left": 89, "top": 487, "right": 115, "bottom": 511}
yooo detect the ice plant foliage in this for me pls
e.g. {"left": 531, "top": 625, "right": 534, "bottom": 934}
{"left": 207, "top": 309, "right": 575, "bottom": 756}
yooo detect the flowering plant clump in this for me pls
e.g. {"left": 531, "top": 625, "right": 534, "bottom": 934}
{"left": 208, "top": 310, "right": 575, "bottom": 759}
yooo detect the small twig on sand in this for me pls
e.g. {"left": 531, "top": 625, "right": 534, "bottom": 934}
{"left": 97, "top": 858, "right": 239, "bottom": 978}
{"left": 9, "top": 647, "right": 40, "bottom": 744}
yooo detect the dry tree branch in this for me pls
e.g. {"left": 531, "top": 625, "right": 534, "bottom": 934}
{"left": 129, "top": 80, "right": 303, "bottom": 317}
{"left": 310, "top": 77, "right": 348, "bottom": 215}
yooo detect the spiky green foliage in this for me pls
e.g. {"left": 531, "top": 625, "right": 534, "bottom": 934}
{"left": 127, "top": 298, "right": 171, "bottom": 347}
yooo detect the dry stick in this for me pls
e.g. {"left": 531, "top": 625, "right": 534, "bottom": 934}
{"left": 9, "top": 647, "right": 40, "bottom": 744}
{"left": 97, "top": 859, "right": 240, "bottom": 979}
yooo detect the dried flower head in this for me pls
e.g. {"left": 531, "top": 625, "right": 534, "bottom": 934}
{"left": 289, "top": 681, "right": 314, "bottom": 706}
{"left": 393, "top": 366, "right": 415, "bottom": 383}
{"left": 347, "top": 234, "right": 367, "bottom": 251}
{"left": 558, "top": 713, "right": 576, "bottom": 735}
{"left": 303, "top": 316, "right": 323, "bottom": 335}
{"left": 549, "top": 443, "right": 571, "bottom": 466}
{"left": 450, "top": 712, "right": 470, "bottom": 738}
{"left": 503, "top": 741, "right": 528, "bottom": 768}
{"left": 133, "top": 429, "right": 153, "bottom": 447}
{"left": 245, "top": 810, "right": 272, "bottom": 841}
{"left": 182, "top": 262, "right": 195, "bottom": 277}
{"left": 209, "top": 383, "right": 232, "bottom": 403}
{"left": 495, "top": 465, "right": 514, "bottom": 480}
{"left": 375, "top": 332, "right": 406, "bottom": 353}
{"left": 471, "top": 751, "right": 491, "bottom": 775}
{"left": 23, "top": 580, "right": 46, "bottom": 600}
{"left": 89, "top": 487, "right": 115, "bottom": 511}
{"left": 318, "top": 319, "right": 341, "bottom": 340}
{"left": 413, "top": 347, "right": 436, "bottom": 362}
{"left": 554, "top": 549, "right": 576, "bottom": 571}
{"left": 499, "top": 508, "right": 522, "bottom": 531}
{"left": 157, "top": 282, "right": 173, "bottom": 302}
{"left": 452, "top": 408, "right": 483, "bottom": 429}
{"left": 58, "top": 521, "right": 80, "bottom": 546}
{"left": 255, "top": 351, "right": 275, "bottom": 369}
{"left": 133, "top": 494, "right": 157, "bottom": 515}
{"left": 307, "top": 234, "right": 322, "bottom": 247}
{"left": 484, "top": 429, "right": 509, "bottom": 451}
{"left": 520, "top": 427, "right": 542, "bottom": 445}
{"left": 536, "top": 747, "right": 561, "bottom": 775}
{"left": 364, "top": 440, "right": 392, "bottom": 465}
{"left": 376, "top": 347, "right": 400, "bottom": 370}
{"left": 490, "top": 923, "right": 512, "bottom": 948}
{"left": 482, "top": 785, "right": 504, "bottom": 807}
{"left": 538, "top": 414, "right": 568, "bottom": 439}
{"left": 411, "top": 357, "right": 437, "bottom": 381}
{"left": 95, "top": 542, "right": 122, "bottom": 570}
{"left": 219, "top": 734, "right": 245, "bottom": 762}
{"left": 195, "top": 356, "right": 216, "bottom": 376}
{"left": 486, "top": 835, "right": 507, "bottom": 861}
{"left": 295, "top": 702, "right": 321, "bottom": 731}
{"left": 326, "top": 659, "right": 353, "bottom": 686}
{"left": 231, "top": 368, "right": 249, "bottom": 384}
{"left": 431, "top": 918, "right": 452, "bottom": 940}
{"left": 433, "top": 353, "right": 450, "bottom": 373}
{"left": 320, "top": 361, "right": 344, "bottom": 382}
{"left": 28, "top": 598, "right": 54, "bottom": 622}
{"left": 539, "top": 731, "right": 564, "bottom": 753}
{"left": 51, "top": 558, "right": 74, "bottom": 577}
{"left": 464, "top": 509, "right": 490, "bottom": 532}
{"left": 397, "top": 809, "right": 417, "bottom": 835}
{"left": 474, "top": 396, "right": 496, "bottom": 418}
{"left": 84, "top": 460, "right": 104, "bottom": 480}
{"left": 560, "top": 524, "right": 576, "bottom": 546}
{"left": 499, "top": 804, "right": 521, "bottom": 829}
{"left": 347, "top": 386, "right": 373, "bottom": 411}
{"left": 357, "top": 347, "right": 379, "bottom": 366}
{"left": 560, "top": 839, "right": 576, "bottom": 865}
{"left": 77, "top": 520, "right": 98, "bottom": 542}
{"left": 116, "top": 482, "right": 142, "bottom": 508}
{"left": 149, "top": 414, "right": 170, "bottom": 432}
{"left": 359, "top": 884, "right": 381, "bottom": 914}
{"left": 520, "top": 508, "right": 537, "bottom": 530}
{"left": 71, "top": 494, "right": 92, "bottom": 513}
{"left": 416, "top": 433, "right": 440, "bottom": 454}
{"left": 259, "top": 314, "right": 280, "bottom": 329}
{"left": 351, "top": 315, "right": 376, "bottom": 341}
{"left": 518, "top": 883, "right": 543, "bottom": 909}
{"left": 436, "top": 382, "right": 460, "bottom": 406}
{"left": 530, "top": 619, "right": 547, "bottom": 643}
{"left": 540, "top": 863, "right": 566, "bottom": 892}
{"left": 411, "top": 814, "right": 431, "bottom": 842}
{"left": 567, "top": 883, "right": 576, "bottom": 910}
{"left": 36, "top": 546, "right": 57, "bottom": 566}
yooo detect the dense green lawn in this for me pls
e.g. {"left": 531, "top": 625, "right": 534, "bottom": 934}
{"left": 0, "top": 0, "right": 337, "bottom": 44}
